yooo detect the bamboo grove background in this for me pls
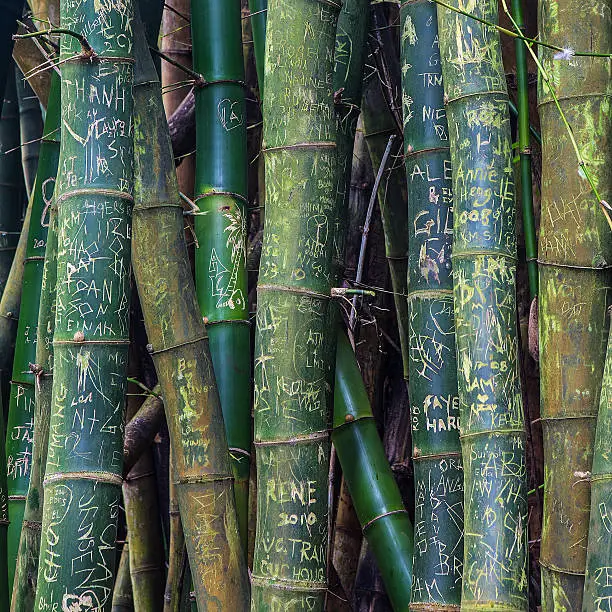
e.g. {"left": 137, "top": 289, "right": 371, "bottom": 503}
{"left": 0, "top": 0, "right": 606, "bottom": 610}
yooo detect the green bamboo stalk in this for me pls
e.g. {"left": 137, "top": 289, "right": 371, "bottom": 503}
{"left": 111, "top": 544, "right": 134, "bottom": 612}
{"left": 251, "top": 0, "right": 341, "bottom": 608}
{"left": 333, "top": 330, "right": 414, "bottom": 611}
{"left": 130, "top": 12, "right": 250, "bottom": 610}
{"left": 15, "top": 65, "right": 43, "bottom": 200}
{"left": 124, "top": 448, "right": 165, "bottom": 611}
{"left": 248, "top": 0, "right": 266, "bottom": 95}
{"left": 10, "top": 197, "right": 57, "bottom": 612}
{"left": 400, "top": 1, "right": 463, "bottom": 607}
{"left": 33, "top": 0, "right": 135, "bottom": 607}
{"left": 584, "top": 319, "right": 612, "bottom": 610}
{"left": 0, "top": 70, "right": 24, "bottom": 300}
{"left": 511, "top": 0, "right": 537, "bottom": 300}
{"left": 191, "top": 0, "right": 251, "bottom": 551}
{"left": 5, "top": 70, "right": 59, "bottom": 605}
{"left": 437, "top": 1, "right": 528, "bottom": 609}
{"left": 537, "top": 0, "right": 612, "bottom": 608}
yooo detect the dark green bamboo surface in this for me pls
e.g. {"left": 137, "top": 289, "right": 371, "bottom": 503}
{"left": 0, "top": 71, "right": 24, "bottom": 300}
{"left": 5, "top": 71, "right": 59, "bottom": 604}
{"left": 11, "top": 200, "right": 58, "bottom": 612}
{"left": 131, "top": 12, "right": 250, "bottom": 610}
{"left": 361, "top": 62, "right": 410, "bottom": 381}
{"left": 333, "top": 331, "right": 414, "bottom": 611}
{"left": 33, "top": 0, "right": 135, "bottom": 607}
{"left": 401, "top": 1, "right": 463, "bottom": 608}
{"left": 438, "top": 1, "right": 528, "bottom": 609}
{"left": 251, "top": 0, "right": 340, "bottom": 608}
{"left": 192, "top": 0, "right": 251, "bottom": 550}
{"left": 584, "top": 322, "right": 612, "bottom": 610}
{"left": 15, "top": 66, "right": 43, "bottom": 200}
{"left": 537, "top": 0, "right": 612, "bottom": 609}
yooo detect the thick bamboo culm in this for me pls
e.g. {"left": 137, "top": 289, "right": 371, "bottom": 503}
{"left": 401, "top": 0, "right": 463, "bottom": 607}
{"left": 251, "top": 0, "right": 341, "bottom": 607}
{"left": 33, "top": 0, "right": 135, "bottom": 606}
{"left": 7, "top": 71, "right": 60, "bottom": 609}
{"left": 130, "top": 10, "right": 250, "bottom": 609}
{"left": 191, "top": 0, "right": 251, "bottom": 549}
{"left": 537, "top": 0, "right": 612, "bottom": 608}
{"left": 438, "top": 0, "right": 528, "bottom": 608}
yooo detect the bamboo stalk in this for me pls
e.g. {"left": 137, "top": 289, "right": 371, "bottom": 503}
{"left": 251, "top": 0, "right": 341, "bottom": 607}
{"left": 584, "top": 320, "right": 612, "bottom": 609}
{"left": 191, "top": 0, "right": 251, "bottom": 551}
{"left": 124, "top": 448, "right": 165, "bottom": 611}
{"left": 537, "top": 0, "right": 612, "bottom": 608}
{"left": 15, "top": 65, "right": 43, "bottom": 200}
{"left": 248, "top": 0, "right": 266, "bottom": 94}
{"left": 6, "top": 71, "right": 59, "bottom": 607}
{"left": 131, "top": 11, "right": 250, "bottom": 609}
{"left": 164, "top": 471, "right": 187, "bottom": 612}
{"left": 33, "top": 0, "right": 135, "bottom": 606}
{"left": 400, "top": 1, "right": 463, "bottom": 607}
{"left": 333, "top": 330, "right": 414, "bottom": 611}
{"left": 511, "top": 0, "right": 537, "bottom": 300}
{"left": 437, "top": 0, "right": 528, "bottom": 608}
{"left": 111, "top": 543, "right": 134, "bottom": 612}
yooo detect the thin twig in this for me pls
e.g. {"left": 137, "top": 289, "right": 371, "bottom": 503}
{"left": 349, "top": 134, "right": 396, "bottom": 330}
{"left": 14, "top": 28, "right": 94, "bottom": 57}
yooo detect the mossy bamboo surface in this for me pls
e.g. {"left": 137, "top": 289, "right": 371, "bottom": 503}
{"left": 251, "top": 0, "right": 340, "bottom": 608}
{"left": 124, "top": 448, "right": 165, "bottom": 611}
{"left": 584, "top": 321, "right": 612, "bottom": 610}
{"left": 5, "top": 71, "right": 59, "bottom": 604}
{"left": 437, "top": 1, "right": 528, "bottom": 609}
{"left": 15, "top": 66, "right": 43, "bottom": 200}
{"left": 0, "top": 72, "right": 24, "bottom": 300}
{"left": 537, "top": 0, "right": 612, "bottom": 608}
{"left": 33, "top": 0, "right": 135, "bottom": 607}
{"left": 131, "top": 13, "right": 250, "bottom": 610}
{"left": 111, "top": 544, "right": 134, "bottom": 612}
{"left": 192, "top": 0, "right": 250, "bottom": 550}
{"left": 333, "top": 330, "right": 414, "bottom": 611}
{"left": 10, "top": 199, "right": 57, "bottom": 612}
{"left": 401, "top": 1, "right": 462, "bottom": 608}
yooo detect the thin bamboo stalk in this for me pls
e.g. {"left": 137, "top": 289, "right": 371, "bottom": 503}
{"left": 111, "top": 544, "right": 134, "bottom": 612}
{"left": 511, "top": 0, "right": 537, "bottom": 300}
{"left": 15, "top": 65, "right": 43, "bottom": 200}
{"left": 401, "top": 1, "right": 463, "bottom": 607}
{"left": 164, "top": 471, "right": 187, "bottom": 612}
{"left": 248, "top": 0, "right": 266, "bottom": 95}
{"left": 191, "top": 0, "right": 251, "bottom": 551}
{"left": 437, "top": 0, "right": 528, "bottom": 608}
{"left": 251, "top": 0, "right": 341, "bottom": 607}
{"left": 131, "top": 12, "right": 250, "bottom": 609}
{"left": 333, "top": 330, "right": 414, "bottom": 611}
{"left": 537, "top": 0, "right": 612, "bottom": 608}
{"left": 33, "top": 0, "right": 135, "bottom": 606}
{"left": 6, "top": 71, "right": 59, "bottom": 605}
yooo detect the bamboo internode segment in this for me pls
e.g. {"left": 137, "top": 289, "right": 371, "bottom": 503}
{"left": 131, "top": 12, "right": 250, "bottom": 610}
{"left": 401, "top": 1, "right": 463, "bottom": 608}
{"left": 33, "top": 0, "right": 135, "bottom": 607}
{"left": 252, "top": 0, "right": 341, "bottom": 608}
{"left": 191, "top": 0, "right": 251, "bottom": 551}
{"left": 438, "top": 0, "right": 528, "bottom": 609}
{"left": 333, "top": 331, "right": 414, "bottom": 611}
{"left": 537, "top": 0, "right": 612, "bottom": 608}
{"left": 9, "top": 72, "right": 60, "bottom": 611}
